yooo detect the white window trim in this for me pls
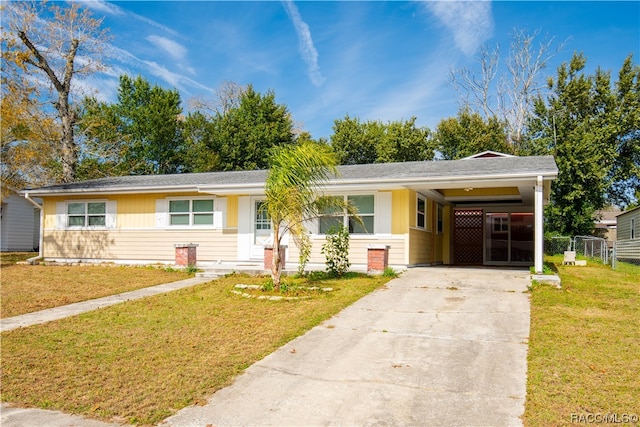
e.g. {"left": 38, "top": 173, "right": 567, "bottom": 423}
{"left": 436, "top": 203, "right": 444, "bottom": 235}
{"left": 317, "top": 193, "right": 376, "bottom": 236}
{"left": 416, "top": 194, "right": 427, "bottom": 231}
{"left": 165, "top": 196, "right": 218, "bottom": 229}
{"left": 57, "top": 200, "right": 116, "bottom": 230}
{"left": 155, "top": 196, "right": 225, "bottom": 229}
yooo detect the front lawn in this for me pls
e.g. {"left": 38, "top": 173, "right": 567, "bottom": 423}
{"left": 524, "top": 257, "right": 640, "bottom": 426}
{"left": 0, "top": 273, "right": 391, "bottom": 425}
{"left": 1, "top": 263, "right": 192, "bottom": 318}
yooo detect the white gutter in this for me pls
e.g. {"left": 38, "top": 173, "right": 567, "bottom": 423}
{"left": 23, "top": 192, "right": 44, "bottom": 264}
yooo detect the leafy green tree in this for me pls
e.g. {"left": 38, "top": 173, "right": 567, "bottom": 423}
{"left": 212, "top": 85, "right": 294, "bottom": 171}
{"left": 608, "top": 56, "right": 640, "bottom": 205}
{"left": 528, "top": 53, "right": 639, "bottom": 235}
{"left": 376, "top": 117, "right": 433, "bottom": 163}
{"left": 330, "top": 115, "right": 380, "bottom": 165}
{"left": 263, "top": 141, "right": 356, "bottom": 290}
{"left": 181, "top": 111, "right": 221, "bottom": 173}
{"left": 432, "top": 109, "right": 510, "bottom": 160}
{"left": 80, "top": 75, "right": 184, "bottom": 177}
{"left": 331, "top": 115, "right": 432, "bottom": 164}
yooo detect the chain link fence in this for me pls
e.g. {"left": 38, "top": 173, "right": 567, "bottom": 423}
{"left": 545, "top": 236, "right": 572, "bottom": 255}
{"left": 545, "top": 235, "right": 610, "bottom": 265}
{"left": 574, "top": 235, "right": 609, "bottom": 265}
{"left": 546, "top": 235, "right": 640, "bottom": 269}
{"left": 612, "top": 239, "right": 640, "bottom": 269}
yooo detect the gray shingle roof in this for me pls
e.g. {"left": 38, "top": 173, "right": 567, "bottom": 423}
{"left": 22, "top": 155, "right": 557, "bottom": 195}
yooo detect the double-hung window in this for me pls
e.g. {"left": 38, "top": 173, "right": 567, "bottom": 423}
{"left": 67, "top": 202, "right": 106, "bottom": 227}
{"left": 319, "top": 194, "right": 374, "bottom": 235}
{"left": 169, "top": 199, "right": 214, "bottom": 226}
{"left": 417, "top": 195, "right": 426, "bottom": 229}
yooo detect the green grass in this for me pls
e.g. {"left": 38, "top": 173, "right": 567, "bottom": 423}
{"left": 0, "top": 251, "right": 38, "bottom": 267}
{"left": 524, "top": 256, "right": 640, "bottom": 426}
{"left": 1, "top": 263, "right": 192, "bottom": 318}
{"left": 0, "top": 273, "right": 390, "bottom": 425}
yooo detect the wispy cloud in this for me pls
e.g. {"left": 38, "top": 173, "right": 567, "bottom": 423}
{"left": 423, "top": 0, "right": 494, "bottom": 55}
{"left": 146, "top": 35, "right": 187, "bottom": 61}
{"left": 282, "top": 0, "right": 325, "bottom": 87}
{"left": 106, "top": 45, "right": 212, "bottom": 95}
{"left": 76, "top": 0, "right": 125, "bottom": 16}
{"left": 79, "top": 0, "right": 182, "bottom": 39}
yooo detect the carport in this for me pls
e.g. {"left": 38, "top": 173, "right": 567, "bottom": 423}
{"left": 406, "top": 151, "right": 555, "bottom": 273}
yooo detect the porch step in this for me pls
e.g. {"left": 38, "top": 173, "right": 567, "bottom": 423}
{"left": 195, "top": 262, "right": 270, "bottom": 279}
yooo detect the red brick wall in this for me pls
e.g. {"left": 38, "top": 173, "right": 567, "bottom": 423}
{"left": 175, "top": 245, "right": 197, "bottom": 266}
{"left": 264, "top": 246, "right": 286, "bottom": 270}
{"left": 367, "top": 246, "right": 389, "bottom": 272}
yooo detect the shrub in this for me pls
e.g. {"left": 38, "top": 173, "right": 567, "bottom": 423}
{"left": 321, "top": 226, "right": 350, "bottom": 277}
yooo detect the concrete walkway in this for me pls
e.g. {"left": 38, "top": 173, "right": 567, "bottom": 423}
{"left": 2, "top": 267, "right": 531, "bottom": 427}
{"left": 0, "top": 276, "right": 211, "bottom": 332}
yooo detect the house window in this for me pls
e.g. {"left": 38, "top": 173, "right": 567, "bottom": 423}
{"left": 169, "top": 199, "right": 214, "bottom": 226}
{"left": 417, "top": 195, "right": 426, "bottom": 229}
{"left": 67, "top": 202, "right": 106, "bottom": 227}
{"left": 632, "top": 218, "right": 636, "bottom": 239}
{"left": 319, "top": 194, "right": 374, "bottom": 234}
{"left": 437, "top": 204, "right": 444, "bottom": 234}
{"left": 255, "top": 201, "right": 271, "bottom": 230}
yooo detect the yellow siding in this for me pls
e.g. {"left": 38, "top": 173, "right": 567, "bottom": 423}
{"left": 442, "top": 205, "right": 453, "bottom": 264}
{"left": 409, "top": 228, "right": 433, "bottom": 265}
{"left": 43, "top": 192, "right": 221, "bottom": 230}
{"left": 43, "top": 229, "right": 238, "bottom": 262}
{"left": 226, "top": 195, "right": 238, "bottom": 228}
{"left": 286, "top": 236, "right": 407, "bottom": 266}
{"left": 117, "top": 194, "right": 159, "bottom": 229}
{"left": 391, "top": 189, "right": 410, "bottom": 234}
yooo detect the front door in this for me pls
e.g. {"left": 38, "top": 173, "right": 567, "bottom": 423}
{"left": 251, "top": 200, "right": 272, "bottom": 259}
{"left": 485, "top": 212, "right": 534, "bottom": 264}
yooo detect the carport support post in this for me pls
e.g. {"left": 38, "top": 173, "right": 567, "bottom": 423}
{"left": 534, "top": 176, "right": 544, "bottom": 274}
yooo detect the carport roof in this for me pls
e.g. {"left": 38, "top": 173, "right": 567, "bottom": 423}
{"left": 22, "top": 155, "right": 557, "bottom": 196}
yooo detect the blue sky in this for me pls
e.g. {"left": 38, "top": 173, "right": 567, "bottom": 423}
{"left": 72, "top": 1, "right": 640, "bottom": 139}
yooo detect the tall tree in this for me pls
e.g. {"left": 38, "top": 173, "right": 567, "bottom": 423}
{"left": 2, "top": 1, "right": 109, "bottom": 183}
{"left": 451, "top": 28, "right": 564, "bottom": 149}
{"left": 528, "top": 53, "right": 639, "bottom": 235}
{"left": 188, "top": 85, "right": 294, "bottom": 171}
{"left": 376, "top": 117, "right": 433, "bottom": 163}
{"left": 80, "top": 75, "right": 184, "bottom": 176}
{"left": 330, "top": 115, "right": 380, "bottom": 165}
{"left": 331, "top": 115, "right": 433, "bottom": 165}
{"left": 432, "top": 109, "right": 509, "bottom": 160}
{"left": 187, "top": 81, "right": 246, "bottom": 116}
{"left": 1, "top": 59, "right": 59, "bottom": 197}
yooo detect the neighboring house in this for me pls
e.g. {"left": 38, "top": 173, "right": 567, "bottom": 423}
{"left": 617, "top": 206, "right": 640, "bottom": 241}
{"left": 20, "top": 153, "right": 557, "bottom": 272}
{"left": 0, "top": 194, "right": 41, "bottom": 252}
{"left": 594, "top": 206, "right": 621, "bottom": 247}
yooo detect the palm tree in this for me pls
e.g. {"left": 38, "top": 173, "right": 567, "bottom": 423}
{"left": 263, "top": 141, "right": 356, "bottom": 290}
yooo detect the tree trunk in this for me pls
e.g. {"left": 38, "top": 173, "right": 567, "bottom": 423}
{"left": 271, "top": 223, "right": 282, "bottom": 291}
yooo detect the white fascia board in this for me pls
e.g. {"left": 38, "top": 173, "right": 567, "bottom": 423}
{"left": 20, "top": 185, "right": 202, "bottom": 197}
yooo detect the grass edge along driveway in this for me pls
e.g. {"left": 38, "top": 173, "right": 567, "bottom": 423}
{"left": 524, "top": 257, "right": 640, "bottom": 426}
{"left": 1, "top": 272, "right": 391, "bottom": 425}
{"left": 1, "top": 260, "right": 192, "bottom": 318}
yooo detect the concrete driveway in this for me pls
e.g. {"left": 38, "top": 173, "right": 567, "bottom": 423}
{"left": 162, "top": 267, "right": 531, "bottom": 427}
